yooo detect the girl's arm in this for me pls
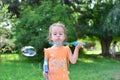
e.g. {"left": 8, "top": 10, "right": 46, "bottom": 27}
{"left": 69, "top": 42, "right": 82, "bottom": 64}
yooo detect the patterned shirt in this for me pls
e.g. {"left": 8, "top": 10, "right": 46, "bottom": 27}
{"left": 44, "top": 46, "right": 71, "bottom": 80}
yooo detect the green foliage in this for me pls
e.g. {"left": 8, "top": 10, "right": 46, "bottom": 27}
{"left": 0, "top": 27, "right": 11, "bottom": 37}
{"left": 0, "top": 4, "right": 12, "bottom": 37}
{"left": 68, "top": 0, "right": 119, "bottom": 40}
{"left": 0, "top": 4, "right": 15, "bottom": 54}
{"left": 0, "top": 26, "right": 16, "bottom": 54}
{"left": 1, "top": 0, "right": 21, "bottom": 18}
{"left": 12, "top": 1, "right": 76, "bottom": 60}
{"left": 104, "top": 4, "right": 120, "bottom": 38}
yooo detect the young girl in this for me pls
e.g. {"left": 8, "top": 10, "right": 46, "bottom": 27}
{"left": 43, "top": 22, "right": 82, "bottom": 80}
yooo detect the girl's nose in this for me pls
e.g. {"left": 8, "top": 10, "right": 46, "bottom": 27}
{"left": 57, "top": 34, "right": 60, "bottom": 37}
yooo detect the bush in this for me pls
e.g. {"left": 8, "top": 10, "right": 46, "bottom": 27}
{"left": 12, "top": 1, "right": 76, "bottom": 61}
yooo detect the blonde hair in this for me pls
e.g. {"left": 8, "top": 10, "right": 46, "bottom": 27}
{"left": 48, "top": 22, "right": 67, "bottom": 41}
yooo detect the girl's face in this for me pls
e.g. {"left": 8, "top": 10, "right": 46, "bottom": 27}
{"left": 50, "top": 26, "right": 66, "bottom": 43}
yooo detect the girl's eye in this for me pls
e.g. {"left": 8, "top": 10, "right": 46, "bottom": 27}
{"left": 60, "top": 34, "right": 63, "bottom": 35}
{"left": 53, "top": 33, "right": 57, "bottom": 35}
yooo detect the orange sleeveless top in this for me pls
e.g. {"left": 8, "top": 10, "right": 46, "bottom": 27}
{"left": 44, "top": 46, "right": 71, "bottom": 80}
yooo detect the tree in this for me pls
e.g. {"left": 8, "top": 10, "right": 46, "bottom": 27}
{"left": 12, "top": 1, "right": 76, "bottom": 60}
{"left": 64, "top": 0, "right": 120, "bottom": 56}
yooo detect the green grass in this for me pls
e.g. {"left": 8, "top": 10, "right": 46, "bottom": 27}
{"left": 0, "top": 53, "right": 120, "bottom": 80}
{"left": 0, "top": 54, "right": 44, "bottom": 80}
{"left": 70, "top": 54, "right": 120, "bottom": 80}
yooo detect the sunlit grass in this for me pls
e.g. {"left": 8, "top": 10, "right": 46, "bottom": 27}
{"left": 85, "top": 50, "right": 101, "bottom": 55}
{"left": 1, "top": 54, "right": 20, "bottom": 61}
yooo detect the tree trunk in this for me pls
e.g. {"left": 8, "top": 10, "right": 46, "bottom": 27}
{"left": 100, "top": 39, "right": 112, "bottom": 56}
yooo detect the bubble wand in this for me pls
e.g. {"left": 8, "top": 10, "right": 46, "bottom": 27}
{"left": 44, "top": 59, "right": 49, "bottom": 80}
{"left": 49, "top": 41, "right": 86, "bottom": 46}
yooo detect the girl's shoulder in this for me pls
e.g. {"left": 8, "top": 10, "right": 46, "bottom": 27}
{"left": 44, "top": 47, "right": 52, "bottom": 51}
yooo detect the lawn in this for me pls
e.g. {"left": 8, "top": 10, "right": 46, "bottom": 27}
{"left": 0, "top": 54, "right": 44, "bottom": 80}
{"left": 70, "top": 54, "right": 120, "bottom": 80}
{"left": 0, "top": 52, "right": 120, "bottom": 80}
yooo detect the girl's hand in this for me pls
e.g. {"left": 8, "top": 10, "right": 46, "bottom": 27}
{"left": 43, "top": 71, "right": 48, "bottom": 78}
{"left": 75, "top": 42, "right": 82, "bottom": 49}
